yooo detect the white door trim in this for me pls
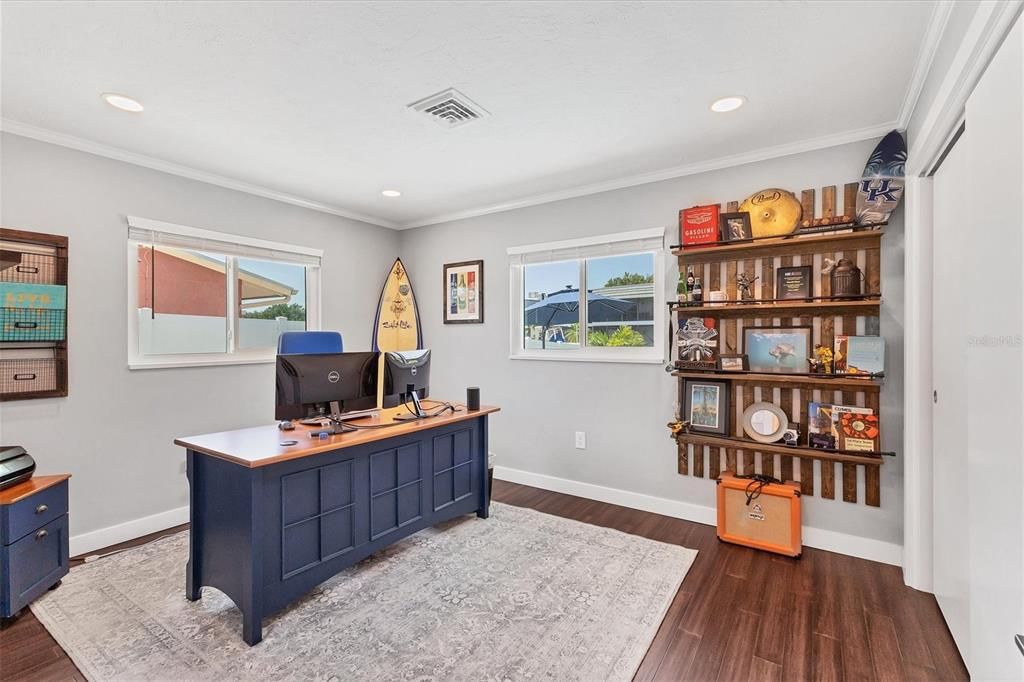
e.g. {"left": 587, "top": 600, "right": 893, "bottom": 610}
{"left": 901, "top": 0, "right": 1023, "bottom": 591}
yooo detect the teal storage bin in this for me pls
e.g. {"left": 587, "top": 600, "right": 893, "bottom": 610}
{"left": 1, "top": 283, "right": 67, "bottom": 342}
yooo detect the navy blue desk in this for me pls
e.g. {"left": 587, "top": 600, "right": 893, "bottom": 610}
{"left": 175, "top": 404, "right": 498, "bottom": 645}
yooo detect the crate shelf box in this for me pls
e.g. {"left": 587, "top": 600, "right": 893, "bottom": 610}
{"left": 0, "top": 228, "right": 69, "bottom": 401}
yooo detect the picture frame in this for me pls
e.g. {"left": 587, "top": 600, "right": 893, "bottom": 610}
{"left": 718, "top": 354, "right": 748, "bottom": 372}
{"left": 682, "top": 379, "right": 730, "bottom": 435}
{"left": 676, "top": 316, "right": 719, "bottom": 369}
{"left": 443, "top": 260, "right": 484, "bottom": 324}
{"left": 719, "top": 211, "right": 753, "bottom": 242}
{"left": 774, "top": 265, "right": 813, "bottom": 301}
{"left": 743, "top": 325, "right": 812, "bottom": 373}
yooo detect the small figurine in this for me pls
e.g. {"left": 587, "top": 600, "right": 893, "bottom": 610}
{"left": 809, "top": 344, "right": 833, "bottom": 374}
{"left": 736, "top": 272, "right": 759, "bottom": 302}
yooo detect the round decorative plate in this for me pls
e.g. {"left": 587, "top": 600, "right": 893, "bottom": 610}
{"left": 741, "top": 401, "right": 789, "bottom": 443}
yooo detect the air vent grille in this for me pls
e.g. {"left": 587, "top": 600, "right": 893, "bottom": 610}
{"left": 408, "top": 88, "right": 489, "bottom": 128}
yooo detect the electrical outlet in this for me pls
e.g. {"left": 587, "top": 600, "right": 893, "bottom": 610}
{"left": 574, "top": 431, "right": 586, "bottom": 449}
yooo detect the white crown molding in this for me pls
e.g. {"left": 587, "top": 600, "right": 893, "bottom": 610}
{"left": 397, "top": 122, "right": 896, "bottom": 229}
{"left": 896, "top": 0, "right": 955, "bottom": 129}
{"left": 907, "top": 0, "right": 1024, "bottom": 175}
{"left": 0, "top": 118, "right": 399, "bottom": 229}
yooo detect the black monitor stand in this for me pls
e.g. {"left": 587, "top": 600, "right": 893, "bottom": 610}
{"left": 395, "top": 383, "right": 426, "bottom": 421}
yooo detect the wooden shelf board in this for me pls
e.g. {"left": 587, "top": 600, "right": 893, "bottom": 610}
{"left": 671, "top": 370, "right": 882, "bottom": 390}
{"left": 671, "top": 299, "right": 880, "bottom": 318}
{"left": 674, "top": 433, "right": 886, "bottom": 466}
{"left": 672, "top": 229, "right": 884, "bottom": 263}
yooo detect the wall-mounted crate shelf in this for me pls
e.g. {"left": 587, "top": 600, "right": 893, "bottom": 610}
{"left": 671, "top": 225, "right": 885, "bottom": 263}
{"left": 669, "top": 299, "right": 881, "bottom": 319}
{"left": 671, "top": 370, "right": 882, "bottom": 391}
{"left": 671, "top": 182, "right": 890, "bottom": 507}
{"left": 0, "top": 228, "right": 69, "bottom": 401}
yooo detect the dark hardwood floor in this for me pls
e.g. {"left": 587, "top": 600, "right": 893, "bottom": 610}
{"left": 0, "top": 481, "right": 967, "bottom": 681}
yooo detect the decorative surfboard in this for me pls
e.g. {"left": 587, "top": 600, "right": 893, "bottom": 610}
{"left": 372, "top": 258, "right": 423, "bottom": 353}
{"left": 856, "top": 130, "right": 907, "bottom": 224}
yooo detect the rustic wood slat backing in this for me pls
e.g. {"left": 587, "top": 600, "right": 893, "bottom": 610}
{"left": 741, "top": 385, "right": 755, "bottom": 474}
{"left": 801, "top": 189, "right": 815, "bottom": 225}
{"left": 866, "top": 247, "right": 881, "bottom": 295}
{"left": 822, "top": 185, "right": 836, "bottom": 219}
{"left": 864, "top": 391, "right": 882, "bottom": 507}
{"left": 841, "top": 388, "right": 859, "bottom": 503}
{"left": 843, "top": 182, "right": 858, "bottom": 219}
{"left": 671, "top": 183, "right": 888, "bottom": 507}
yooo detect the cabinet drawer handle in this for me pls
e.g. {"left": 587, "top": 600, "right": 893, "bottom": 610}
{"left": 36, "top": 504, "right": 48, "bottom": 514}
{"left": 36, "top": 529, "right": 48, "bottom": 540}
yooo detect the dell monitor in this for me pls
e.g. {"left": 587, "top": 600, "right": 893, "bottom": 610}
{"left": 383, "top": 349, "right": 430, "bottom": 415}
{"left": 275, "top": 351, "right": 379, "bottom": 421}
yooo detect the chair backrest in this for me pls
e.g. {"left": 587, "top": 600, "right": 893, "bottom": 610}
{"left": 277, "top": 331, "right": 343, "bottom": 355}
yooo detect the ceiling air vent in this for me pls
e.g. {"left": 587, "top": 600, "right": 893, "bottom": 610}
{"left": 408, "top": 88, "right": 489, "bottom": 128}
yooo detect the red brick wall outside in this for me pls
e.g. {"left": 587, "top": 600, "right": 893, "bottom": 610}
{"left": 137, "top": 246, "right": 236, "bottom": 317}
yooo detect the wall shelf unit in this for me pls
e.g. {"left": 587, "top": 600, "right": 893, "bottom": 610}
{"left": 671, "top": 182, "right": 888, "bottom": 506}
{"left": 0, "top": 228, "right": 69, "bottom": 401}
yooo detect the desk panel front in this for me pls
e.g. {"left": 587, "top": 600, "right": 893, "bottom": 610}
{"left": 177, "top": 405, "right": 498, "bottom": 645}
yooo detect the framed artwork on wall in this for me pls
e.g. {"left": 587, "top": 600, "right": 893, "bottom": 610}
{"left": 443, "top": 260, "right": 484, "bottom": 324}
{"left": 681, "top": 379, "right": 730, "bottom": 435}
{"left": 743, "top": 325, "right": 812, "bottom": 373}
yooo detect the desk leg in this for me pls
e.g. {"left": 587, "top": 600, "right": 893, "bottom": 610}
{"left": 477, "top": 416, "right": 490, "bottom": 519}
{"left": 240, "top": 470, "right": 265, "bottom": 646}
{"left": 185, "top": 450, "right": 202, "bottom": 601}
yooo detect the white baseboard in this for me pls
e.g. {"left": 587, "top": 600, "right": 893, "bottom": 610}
{"left": 70, "top": 505, "right": 189, "bottom": 557}
{"left": 493, "top": 466, "right": 903, "bottom": 567}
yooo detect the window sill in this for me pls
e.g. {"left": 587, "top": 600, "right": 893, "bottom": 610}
{"left": 509, "top": 351, "right": 665, "bottom": 365}
{"left": 128, "top": 353, "right": 276, "bottom": 370}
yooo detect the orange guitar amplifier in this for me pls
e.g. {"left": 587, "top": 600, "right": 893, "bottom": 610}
{"left": 716, "top": 472, "right": 802, "bottom": 557}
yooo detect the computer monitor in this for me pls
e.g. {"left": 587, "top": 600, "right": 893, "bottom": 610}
{"left": 383, "top": 349, "right": 430, "bottom": 413}
{"left": 275, "top": 351, "right": 379, "bottom": 421}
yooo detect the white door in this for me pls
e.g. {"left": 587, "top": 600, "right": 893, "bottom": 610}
{"left": 931, "top": 131, "right": 971, "bottom": 667}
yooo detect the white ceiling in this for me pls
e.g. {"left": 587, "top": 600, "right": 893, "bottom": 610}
{"left": 1, "top": 1, "right": 939, "bottom": 229}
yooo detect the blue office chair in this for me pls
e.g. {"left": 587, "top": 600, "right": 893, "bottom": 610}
{"left": 277, "top": 331, "right": 344, "bottom": 355}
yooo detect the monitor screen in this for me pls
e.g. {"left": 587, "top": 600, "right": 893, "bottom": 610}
{"left": 275, "top": 351, "right": 379, "bottom": 420}
{"left": 383, "top": 349, "right": 430, "bottom": 408}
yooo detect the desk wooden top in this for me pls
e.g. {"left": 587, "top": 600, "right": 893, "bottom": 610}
{"left": 0, "top": 474, "right": 71, "bottom": 505}
{"left": 174, "top": 403, "right": 499, "bottom": 468}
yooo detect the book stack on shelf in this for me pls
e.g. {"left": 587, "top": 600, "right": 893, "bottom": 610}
{"left": 669, "top": 182, "right": 891, "bottom": 507}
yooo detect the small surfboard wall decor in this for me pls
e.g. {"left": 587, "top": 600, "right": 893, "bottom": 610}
{"left": 856, "top": 130, "right": 907, "bottom": 224}
{"left": 372, "top": 258, "right": 423, "bottom": 353}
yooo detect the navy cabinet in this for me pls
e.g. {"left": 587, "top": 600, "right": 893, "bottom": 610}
{"left": 0, "top": 476, "right": 70, "bottom": 617}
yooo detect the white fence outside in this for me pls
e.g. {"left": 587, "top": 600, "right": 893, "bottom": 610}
{"left": 138, "top": 309, "right": 305, "bottom": 355}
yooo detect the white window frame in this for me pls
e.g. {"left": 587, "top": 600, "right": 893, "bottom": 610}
{"left": 126, "top": 216, "right": 323, "bottom": 370}
{"left": 508, "top": 227, "right": 666, "bottom": 364}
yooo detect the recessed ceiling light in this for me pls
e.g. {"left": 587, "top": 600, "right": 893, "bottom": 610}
{"left": 102, "top": 92, "right": 144, "bottom": 112}
{"left": 710, "top": 96, "right": 746, "bottom": 113}
{"left": 381, "top": 189, "right": 402, "bottom": 198}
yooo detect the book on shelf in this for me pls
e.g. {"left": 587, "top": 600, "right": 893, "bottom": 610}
{"left": 834, "top": 335, "right": 885, "bottom": 374}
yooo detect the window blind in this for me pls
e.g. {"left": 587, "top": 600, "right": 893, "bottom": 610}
{"left": 127, "top": 216, "right": 322, "bottom": 267}
{"left": 507, "top": 227, "right": 664, "bottom": 265}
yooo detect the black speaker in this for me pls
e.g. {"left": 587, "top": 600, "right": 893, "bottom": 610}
{"left": 466, "top": 387, "right": 480, "bottom": 411}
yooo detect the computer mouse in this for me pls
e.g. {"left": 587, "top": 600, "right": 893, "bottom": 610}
{"left": 278, "top": 420, "right": 295, "bottom": 431}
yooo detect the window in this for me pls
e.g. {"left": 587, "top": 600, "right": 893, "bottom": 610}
{"left": 127, "top": 216, "right": 322, "bottom": 369}
{"left": 509, "top": 227, "right": 665, "bottom": 363}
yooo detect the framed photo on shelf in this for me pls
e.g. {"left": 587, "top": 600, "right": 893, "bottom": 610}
{"left": 443, "top": 260, "right": 484, "bottom": 324}
{"left": 718, "top": 354, "right": 748, "bottom": 372}
{"left": 719, "top": 212, "right": 752, "bottom": 242}
{"left": 743, "top": 325, "right": 812, "bottom": 373}
{"left": 682, "top": 379, "right": 730, "bottom": 436}
{"left": 676, "top": 317, "right": 719, "bottom": 369}
{"left": 774, "top": 265, "right": 813, "bottom": 301}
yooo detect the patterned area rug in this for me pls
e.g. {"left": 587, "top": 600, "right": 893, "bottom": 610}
{"left": 32, "top": 502, "right": 696, "bottom": 681}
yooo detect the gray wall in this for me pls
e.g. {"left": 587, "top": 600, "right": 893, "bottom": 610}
{"left": 0, "top": 133, "right": 400, "bottom": 538}
{"left": 401, "top": 138, "right": 905, "bottom": 548}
